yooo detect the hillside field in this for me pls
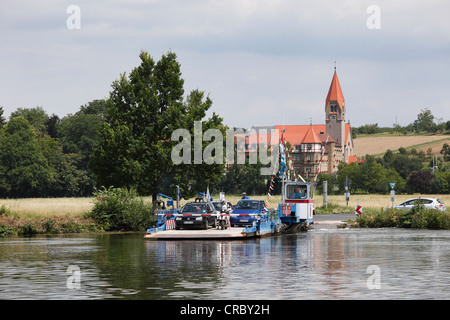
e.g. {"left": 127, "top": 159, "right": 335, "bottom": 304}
{"left": 353, "top": 134, "right": 450, "bottom": 157}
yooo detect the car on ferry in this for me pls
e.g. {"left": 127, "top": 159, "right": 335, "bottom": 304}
{"left": 230, "top": 199, "right": 267, "bottom": 227}
{"left": 175, "top": 202, "right": 218, "bottom": 230}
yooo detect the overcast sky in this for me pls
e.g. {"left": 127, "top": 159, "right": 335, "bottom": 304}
{"left": 1, "top": 0, "right": 449, "bottom": 129}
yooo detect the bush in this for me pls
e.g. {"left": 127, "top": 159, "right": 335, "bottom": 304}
{"left": 423, "top": 209, "right": 450, "bottom": 229}
{"left": 357, "top": 206, "right": 450, "bottom": 229}
{"left": 0, "top": 223, "right": 13, "bottom": 237}
{"left": 87, "top": 187, "right": 154, "bottom": 231}
{"left": 18, "top": 222, "right": 39, "bottom": 235}
{"left": 42, "top": 219, "right": 58, "bottom": 234}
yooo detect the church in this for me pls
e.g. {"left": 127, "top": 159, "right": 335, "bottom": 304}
{"left": 278, "top": 69, "right": 356, "bottom": 178}
{"left": 241, "top": 69, "right": 357, "bottom": 179}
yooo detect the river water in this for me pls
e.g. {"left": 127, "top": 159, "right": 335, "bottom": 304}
{"left": 0, "top": 226, "right": 449, "bottom": 300}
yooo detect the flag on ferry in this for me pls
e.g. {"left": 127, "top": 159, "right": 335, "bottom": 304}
{"left": 279, "top": 129, "right": 286, "bottom": 178}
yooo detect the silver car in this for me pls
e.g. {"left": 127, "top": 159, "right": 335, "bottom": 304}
{"left": 394, "top": 198, "right": 446, "bottom": 212}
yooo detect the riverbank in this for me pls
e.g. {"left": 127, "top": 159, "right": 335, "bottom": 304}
{"left": 1, "top": 193, "right": 449, "bottom": 236}
{"left": 313, "top": 209, "right": 450, "bottom": 230}
{"left": 313, "top": 213, "right": 358, "bottom": 229}
{"left": 0, "top": 213, "right": 101, "bottom": 236}
{"left": 2, "top": 193, "right": 450, "bottom": 214}
{"left": 357, "top": 207, "right": 450, "bottom": 229}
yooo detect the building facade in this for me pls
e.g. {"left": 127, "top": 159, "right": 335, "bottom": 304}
{"left": 237, "top": 70, "right": 356, "bottom": 180}
{"left": 281, "top": 70, "right": 356, "bottom": 178}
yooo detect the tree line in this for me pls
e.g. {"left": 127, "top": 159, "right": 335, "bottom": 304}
{"left": 0, "top": 102, "right": 105, "bottom": 198}
{"left": 1, "top": 50, "right": 449, "bottom": 199}
{"left": 0, "top": 51, "right": 226, "bottom": 200}
{"left": 352, "top": 108, "right": 450, "bottom": 137}
{"left": 317, "top": 147, "right": 450, "bottom": 195}
{"left": 333, "top": 108, "right": 450, "bottom": 195}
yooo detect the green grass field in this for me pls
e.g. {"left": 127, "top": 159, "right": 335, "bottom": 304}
{"left": 1, "top": 193, "right": 449, "bottom": 216}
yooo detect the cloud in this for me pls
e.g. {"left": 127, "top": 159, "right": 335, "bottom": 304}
{"left": 0, "top": 0, "right": 449, "bottom": 128}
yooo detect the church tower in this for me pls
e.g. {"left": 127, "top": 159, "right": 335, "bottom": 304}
{"left": 325, "top": 69, "right": 345, "bottom": 148}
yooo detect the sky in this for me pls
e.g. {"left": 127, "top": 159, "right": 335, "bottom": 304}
{"left": 1, "top": 0, "right": 450, "bottom": 129}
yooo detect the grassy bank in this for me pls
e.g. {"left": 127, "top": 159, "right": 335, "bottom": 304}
{"left": 0, "top": 206, "right": 101, "bottom": 236}
{"left": 1, "top": 193, "right": 449, "bottom": 236}
{"left": 2, "top": 193, "right": 449, "bottom": 214}
{"left": 0, "top": 197, "right": 95, "bottom": 217}
{"left": 314, "top": 194, "right": 450, "bottom": 212}
{"left": 356, "top": 207, "right": 450, "bottom": 230}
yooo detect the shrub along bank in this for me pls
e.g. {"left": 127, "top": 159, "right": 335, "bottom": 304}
{"left": 2, "top": 193, "right": 449, "bottom": 236}
{"left": 87, "top": 187, "right": 154, "bottom": 232}
{"left": 356, "top": 206, "right": 450, "bottom": 229}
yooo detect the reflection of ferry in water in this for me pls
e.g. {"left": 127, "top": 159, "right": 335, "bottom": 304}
{"left": 144, "top": 181, "right": 314, "bottom": 240}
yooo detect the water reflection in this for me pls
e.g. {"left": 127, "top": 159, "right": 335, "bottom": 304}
{"left": 0, "top": 228, "right": 449, "bottom": 299}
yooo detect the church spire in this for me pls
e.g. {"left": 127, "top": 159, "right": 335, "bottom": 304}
{"left": 325, "top": 69, "right": 345, "bottom": 111}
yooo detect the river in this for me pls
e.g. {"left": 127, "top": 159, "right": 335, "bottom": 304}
{"left": 0, "top": 226, "right": 449, "bottom": 300}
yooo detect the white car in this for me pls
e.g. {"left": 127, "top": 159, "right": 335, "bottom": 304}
{"left": 393, "top": 198, "right": 446, "bottom": 212}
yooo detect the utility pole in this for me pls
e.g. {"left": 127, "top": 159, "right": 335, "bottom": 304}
{"left": 344, "top": 175, "right": 351, "bottom": 208}
{"left": 323, "top": 180, "right": 328, "bottom": 208}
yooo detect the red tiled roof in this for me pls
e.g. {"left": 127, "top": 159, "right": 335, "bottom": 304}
{"left": 275, "top": 124, "right": 326, "bottom": 145}
{"left": 301, "top": 125, "right": 322, "bottom": 144}
{"left": 345, "top": 123, "right": 351, "bottom": 146}
{"left": 326, "top": 71, "right": 345, "bottom": 110}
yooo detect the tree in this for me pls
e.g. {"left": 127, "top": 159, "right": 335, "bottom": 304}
{"left": 359, "top": 156, "right": 389, "bottom": 193}
{"left": 45, "top": 114, "right": 61, "bottom": 139}
{"left": 441, "top": 143, "right": 450, "bottom": 161}
{"left": 413, "top": 108, "right": 436, "bottom": 133}
{"left": 389, "top": 154, "right": 422, "bottom": 179}
{"left": 10, "top": 106, "right": 49, "bottom": 136}
{"left": 216, "top": 161, "right": 269, "bottom": 196}
{"left": 58, "top": 112, "right": 104, "bottom": 195}
{"left": 59, "top": 113, "right": 103, "bottom": 166}
{"left": 337, "top": 155, "right": 405, "bottom": 194}
{"left": 446, "top": 121, "right": 450, "bottom": 132}
{"left": 336, "top": 161, "right": 362, "bottom": 192}
{"left": 0, "top": 106, "right": 6, "bottom": 128}
{"left": 0, "top": 117, "right": 52, "bottom": 197}
{"left": 90, "top": 50, "right": 225, "bottom": 203}
{"left": 383, "top": 149, "right": 394, "bottom": 164}
{"left": 77, "top": 99, "right": 107, "bottom": 119}
{"left": 407, "top": 171, "right": 434, "bottom": 193}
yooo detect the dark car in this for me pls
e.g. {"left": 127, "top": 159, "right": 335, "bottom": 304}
{"left": 175, "top": 202, "right": 218, "bottom": 230}
{"left": 230, "top": 199, "right": 267, "bottom": 227}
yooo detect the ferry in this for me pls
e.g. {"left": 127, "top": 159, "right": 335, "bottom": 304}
{"left": 144, "top": 181, "right": 314, "bottom": 240}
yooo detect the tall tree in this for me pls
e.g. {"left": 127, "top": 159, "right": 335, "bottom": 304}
{"left": 0, "top": 106, "right": 6, "bottom": 128}
{"left": 441, "top": 143, "right": 450, "bottom": 161}
{"left": 45, "top": 113, "right": 61, "bottom": 139}
{"left": 0, "top": 117, "right": 52, "bottom": 197}
{"left": 90, "top": 50, "right": 225, "bottom": 202}
{"left": 413, "top": 108, "right": 436, "bottom": 133}
{"left": 10, "top": 106, "right": 49, "bottom": 136}
{"left": 407, "top": 171, "right": 434, "bottom": 193}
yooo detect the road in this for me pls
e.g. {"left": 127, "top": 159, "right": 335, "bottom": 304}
{"left": 314, "top": 213, "right": 357, "bottom": 224}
